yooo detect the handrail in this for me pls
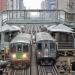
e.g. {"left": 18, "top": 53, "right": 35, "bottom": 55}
{"left": 58, "top": 42, "right": 73, "bottom": 43}
{"left": 58, "top": 42, "right": 74, "bottom": 49}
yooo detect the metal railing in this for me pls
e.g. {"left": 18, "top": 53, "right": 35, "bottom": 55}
{"left": 1, "top": 10, "right": 75, "bottom": 26}
{"left": 6, "top": 10, "right": 65, "bottom": 19}
{"left": 1, "top": 10, "right": 66, "bottom": 24}
{"left": 58, "top": 42, "right": 74, "bottom": 49}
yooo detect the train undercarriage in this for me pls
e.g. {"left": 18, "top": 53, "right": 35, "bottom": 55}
{"left": 10, "top": 60, "right": 31, "bottom": 69}
{"left": 36, "top": 57, "right": 56, "bottom": 66}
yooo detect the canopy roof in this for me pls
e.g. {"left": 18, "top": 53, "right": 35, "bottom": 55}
{"left": 43, "top": 25, "right": 49, "bottom": 28}
{"left": 0, "top": 25, "right": 21, "bottom": 32}
{"left": 11, "top": 25, "right": 21, "bottom": 31}
{"left": 47, "top": 24, "right": 73, "bottom": 33}
{"left": 47, "top": 25, "right": 56, "bottom": 31}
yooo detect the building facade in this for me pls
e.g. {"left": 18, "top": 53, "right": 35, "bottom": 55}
{"left": 57, "top": 0, "right": 75, "bottom": 22}
{"left": 41, "top": 0, "right": 57, "bottom": 10}
{"left": 19, "top": 0, "right": 25, "bottom": 10}
{"left": 7, "top": 0, "right": 25, "bottom": 10}
{"left": 41, "top": 0, "right": 75, "bottom": 22}
{"left": 41, "top": 0, "right": 75, "bottom": 12}
{"left": 41, "top": 1, "right": 46, "bottom": 9}
{"left": 41, "top": 0, "right": 57, "bottom": 21}
{"left": 7, "top": 0, "right": 16, "bottom": 10}
{"left": 45, "top": 0, "right": 56, "bottom": 10}
{"left": 0, "top": 0, "right": 7, "bottom": 12}
{"left": 57, "top": 0, "right": 75, "bottom": 13}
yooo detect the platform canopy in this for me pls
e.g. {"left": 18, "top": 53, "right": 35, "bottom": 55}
{"left": 0, "top": 24, "right": 21, "bottom": 32}
{"left": 47, "top": 25, "right": 57, "bottom": 30}
{"left": 43, "top": 25, "right": 49, "bottom": 28}
{"left": 47, "top": 24, "right": 73, "bottom": 33}
{"left": 11, "top": 25, "right": 21, "bottom": 31}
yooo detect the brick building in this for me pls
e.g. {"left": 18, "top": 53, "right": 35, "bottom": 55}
{"left": 0, "top": 0, "right": 7, "bottom": 12}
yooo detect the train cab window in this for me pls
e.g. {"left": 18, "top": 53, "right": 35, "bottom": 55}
{"left": 23, "top": 44, "right": 28, "bottom": 52}
{"left": 50, "top": 43, "right": 55, "bottom": 50}
{"left": 37, "top": 43, "right": 42, "bottom": 50}
{"left": 17, "top": 43, "right": 22, "bottom": 51}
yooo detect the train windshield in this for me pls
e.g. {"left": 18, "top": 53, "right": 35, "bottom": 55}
{"left": 17, "top": 43, "right": 22, "bottom": 51}
{"left": 37, "top": 43, "right": 42, "bottom": 50}
{"left": 23, "top": 44, "right": 28, "bottom": 52}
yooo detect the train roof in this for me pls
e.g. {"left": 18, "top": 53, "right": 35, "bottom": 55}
{"left": 11, "top": 33, "right": 31, "bottom": 44}
{"left": 36, "top": 32, "right": 55, "bottom": 42}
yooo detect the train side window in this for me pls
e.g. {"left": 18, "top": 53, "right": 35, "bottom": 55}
{"left": 37, "top": 43, "right": 42, "bottom": 50}
{"left": 50, "top": 43, "right": 55, "bottom": 50}
{"left": 23, "top": 44, "right": 28, "bottom": 52}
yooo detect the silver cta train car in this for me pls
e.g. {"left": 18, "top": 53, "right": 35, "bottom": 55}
{"left": 36, "top": 32, "right": 57, "bottom": 65}
{"left": 9, "top": 33, "right": 31, "bottom": 69}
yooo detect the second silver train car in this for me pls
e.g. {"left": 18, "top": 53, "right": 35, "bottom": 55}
{"left": 36, "top": 32, "right": 57, "bottom": 65}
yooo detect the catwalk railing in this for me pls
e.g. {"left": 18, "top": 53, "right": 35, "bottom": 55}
{"left": 1, "top": 10, "right": 66, "bottom": 24}
{"left": 58, "top": 42, "right": 74, "bottom": 49}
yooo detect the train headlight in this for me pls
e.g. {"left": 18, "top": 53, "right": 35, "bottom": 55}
{"left": 37, "top": 51, "right": 42, "bottom": 56}
{"left": 12, "top": 54, "right": 16, "bottom": 59}
{"left": 22, "top": 53, "right": 27, "bottom": 59}
{"left": 38, "top": 52, "right": 41, "bottom": 55}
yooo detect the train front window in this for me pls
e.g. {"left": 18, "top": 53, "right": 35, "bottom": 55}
{"left": 37, "top": 43, "right": 42, "bottom": 50}
{"left": 23, "top": 44, "right": 28, "bottom": 52}
{"left": 17, "top": 43, "right": 22, "bottom": 51}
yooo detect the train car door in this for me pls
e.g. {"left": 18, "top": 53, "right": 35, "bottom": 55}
{"left": 43, "top": 41, "right": 49, "bottom": 57}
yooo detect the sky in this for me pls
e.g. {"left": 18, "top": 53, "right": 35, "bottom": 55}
{"left": 23, "top": 0, "right": 44, "bottom": 16}
{"left": 23, "top": 0, "right": 44, "bottom": 9}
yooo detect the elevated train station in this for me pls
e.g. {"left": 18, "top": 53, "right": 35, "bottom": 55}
{"left": 0, "top": 10, "right": 75, "bottom": 75}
